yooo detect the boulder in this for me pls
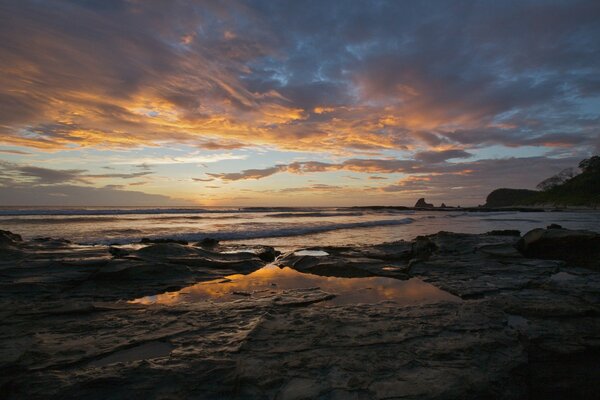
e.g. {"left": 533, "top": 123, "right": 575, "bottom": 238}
{"left": 486, "top": 229, "right": 521, "bottom": 237}
{"left": 0, "top": 230, "right": 22, "bottom": 246}
{"left": 196, "top": 238, "right": 219, "bottom": 248}
{"left": 411, "top": 236, "right": 437, "bottom": 259}
{"left": 414, "top": 198, "right": 434, "bottom": 208}
{"left": 516, "top": 228, "right": 600, "bottom": 269}
{"left": 140, "top": 237, "right": 188, "bottom": 245}
{"left": 256, "top": 246, "right": 280, "bottom": 262}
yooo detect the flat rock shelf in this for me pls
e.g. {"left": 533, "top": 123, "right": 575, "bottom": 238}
{"left": 1, "top": 228, "right": 599, "bottom": 399}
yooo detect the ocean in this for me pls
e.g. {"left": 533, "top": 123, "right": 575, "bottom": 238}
{"left": 1, "top": 207, "right": 599, "bottom": 250}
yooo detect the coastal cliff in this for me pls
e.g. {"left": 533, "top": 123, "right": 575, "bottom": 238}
{"left": 485, "top": 156, "right": 600, "bottom": 208}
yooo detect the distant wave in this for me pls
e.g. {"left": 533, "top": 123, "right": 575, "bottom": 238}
{"left": 480, "top": 218, "right": 541, "bottom": 223}
{"left": 0, "top": 208, "right": 231, "bottom": 216}
{"left": 269, "top": 211, "right": 364, "bottom": 218}
{"left": 0, "top": 214, "right": 244, "bottom": 224}
{"left": 0, "top": 207, "right": 333, "bottom": 217}
{"left": 95, "top": 217, "right": 415, "bottom": 244}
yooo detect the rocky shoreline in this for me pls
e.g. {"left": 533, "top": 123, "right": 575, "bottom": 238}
{"left": 1, "top": 227, "right": 600, "bottom": 399}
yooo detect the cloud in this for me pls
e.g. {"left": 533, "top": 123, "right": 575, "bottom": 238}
{"left": 192, "top": 177, "right": 215, "bottom": 182}
{"left": 0, "top": 162, "right": 153, "bottom": 185}
{"left": 0, "top": 184, "right": 191, "bottom": 206}
{"left": 0, "top": 149, "right": 30, "bottom": 155}
{"left": 414, "top": 149, "right": 472, "bottom": 164}
{"left": 0, "top": 0, "right": 597, "bottom": 155}
{"left": 208, "top": 166, "right": 285, "bottom": 181}
{"left": 115, "top": 153, "right": 246, "bottom": 165}
{"left": 0, "top": 162, "right": 89, "bottom": 184}
{"left": 375, "top": 156, "right": 580, "bottom": 204}
{"left": 87, "top": 171, "right": 152, "bottom": 179}
{"left": 279, "top": 184, "right": 343, "bottom": 193}
{"left": 0, "top": 161, "right": 186, "bottom": 206}
{"left": 205, "top": 155, "right": 582, "bottom": 205}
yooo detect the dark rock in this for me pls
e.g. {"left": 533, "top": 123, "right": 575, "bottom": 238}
{"left": 440, "top": 202, "right": 447, "bottom": 208}
{"left": 3, "top": 230, "right": 600, "bottom": 399}
{"left": 33, "top": 237, "right": 71, "bottom": 244}
{"left": 486, "top": 229, "right": 521, "bottom": 237}
{"left": 411, "top": 236, "right": 437, "bottom": 259}
{"left": 516, "top": 228, "right": 600, "bottom": 269}
{"left": 140, "top": 237, "right": 188, "bottom": 245}
{"left": 547, "top": 223, "right": 563, "bottom": 229}
{"left": 108, "top": 246, "right": 131, "bottom": 258}
{"left": 256, "top": 246, "right": 279, "bottom": 262}
{"left": 0, "top": 230, "right": 22, "bottom": 242}
{"left": 0, "top": 230, "right": 22, "bottom": 246}
{"left": 414, "top": 198, "right": 434, "bottom": 208}
{"left": 196, "top": 238, "right": 219, "bottom": 247}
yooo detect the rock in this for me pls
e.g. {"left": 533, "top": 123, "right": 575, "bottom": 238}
{"left": 276, "top": 244, "right": 411, "bottom": 279}
{"left": 478, "top": 243, "right": 523, "bottom": 258}
{"left": 32, "top": 237, "right": 71, "bottom": 245}
{"left": 256, "top": 246, "right": 280, "bottom": 262}
{"left": 108, "top": 246, "right": 131, "bottom": 258}
{"left": 140, "top": 237, "right": 188, "bottom": 245}
{"left": 547, "top": 223, "right": 563, "bottom": 229}
{"left": 3, "top": 230, "right": 600, "bottom": 399}
{"left": 486, "top": 229, "right": 521, "bottom": 237}
{"left": 516, "top": 228, "right": 600, "bottom": 269}
{"left": 196, "top": 238, "right": 219, "bottom": 247}
{"left": 0, "top": 230, "right": 22, "bottom": 244}
{"left": 134, "top": 243, "right": 200, "bottom": 259}
{"left": 440, "top": 202, "right": 447, "bottom": 208}
{"left": 414, "top": 198, "right": 434, "bottom": 208}
{"left": 411, "top": 236, "right": 437, "bottom": 259}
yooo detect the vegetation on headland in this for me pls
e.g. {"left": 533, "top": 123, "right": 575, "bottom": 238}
{"left": 485, "top": 156, "right": 600, "bottom": 208}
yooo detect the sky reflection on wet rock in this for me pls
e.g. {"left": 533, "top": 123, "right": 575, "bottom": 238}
{"left": 131, "top": 265, "right": 460, "bottom": 306}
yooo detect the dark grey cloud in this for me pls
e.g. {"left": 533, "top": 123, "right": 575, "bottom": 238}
{"left": 0, "top": 162, "right": 153, "bottom": 185}
{"left": 0, "top": 162, "right": 89, "bottom": 184}
{"left": 0, "top": 161, "right": 182, "bottom": 205}
{"left": 87, "top": 171, "right": 152, "bottom": 179}
{"left": 0, "top": 184, "right": 190, "bottom": 206}
{"left": 208, "top": 166, "right": 286, "bottom": 181}
{"left": 0, "top": 149, "right": 30, "bottom": 155}
{"left": 415, "top": 150, "right": 472, "bottom": 164}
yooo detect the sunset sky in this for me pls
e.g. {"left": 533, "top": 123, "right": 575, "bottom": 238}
{"left": 1, "top": 0, "right": 599, "bottom": 206}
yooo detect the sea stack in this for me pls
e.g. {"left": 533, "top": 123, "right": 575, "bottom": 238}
{"left": 414, "top": 198, "right": 434, "bottom": 208}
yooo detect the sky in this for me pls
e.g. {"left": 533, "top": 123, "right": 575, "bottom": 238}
{"left": 0, "top": 0, "right": 599, "bottom": 207}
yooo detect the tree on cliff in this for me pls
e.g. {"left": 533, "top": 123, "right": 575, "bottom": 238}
{"left": 579, "top": 155, "right": 600, "bottom": 173}
{"left": 536, "top": 168, "right": 578, "bottom": 191}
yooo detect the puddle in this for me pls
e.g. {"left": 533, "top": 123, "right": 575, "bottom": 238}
{"left": 131, "top": 265, "right": 459, "bottom": 306}
{"left": 88, "top": 341, "right": 173, "bottom": 368}
{"left": 294, "top": 250, "right": 329, "bottom": 256}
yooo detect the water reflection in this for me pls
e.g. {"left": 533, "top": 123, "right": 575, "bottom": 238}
{"left": 131, "top": 265, "right": 459, "bottom": 306}
{"left": 293, "top": 250, "right": 329, "bottom": 256}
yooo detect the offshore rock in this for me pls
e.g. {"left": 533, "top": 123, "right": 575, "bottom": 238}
{"left": 414, "top": 197, "right": 434, "bottom": 208}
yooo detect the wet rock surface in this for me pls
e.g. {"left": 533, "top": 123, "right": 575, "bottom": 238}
{"left": 1, "top": 229, "right": 599, "bottom": 399}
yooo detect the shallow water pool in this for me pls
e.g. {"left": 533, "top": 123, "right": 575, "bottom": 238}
{"left": 131, "top": 265, "right": 460, "bottom": 306}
